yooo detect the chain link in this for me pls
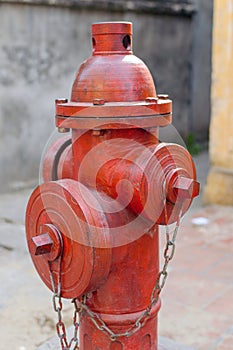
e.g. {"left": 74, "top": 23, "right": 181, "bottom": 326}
{"left": 49, "top": 179, "right": 183, "bottom": 346}
{"left": 49, "top": 253, "right": 82, "bottom": 349}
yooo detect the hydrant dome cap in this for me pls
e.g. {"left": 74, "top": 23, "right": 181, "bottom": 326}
{"left": 71, "top": 54, "right": 156, "bottom": 103}
{"left": 71, "top": 21, "right": 156, "bottom": 103}
{"left": 56, "top": 21, "right": 172, "bottom": 128}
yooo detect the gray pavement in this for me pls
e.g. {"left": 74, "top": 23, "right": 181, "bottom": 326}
{"left": 0, "top": 188, "right": 59, "bottom": 350}
{"left": 36, "top": 334, "right": 196, "bottom": 350}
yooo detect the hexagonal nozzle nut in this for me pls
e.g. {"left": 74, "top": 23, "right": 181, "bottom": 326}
{"left": 173, "top": 177, "right": 200, "bottom": 200}
{"left": 31, "top": 233, "right": 53, "bottom": 256}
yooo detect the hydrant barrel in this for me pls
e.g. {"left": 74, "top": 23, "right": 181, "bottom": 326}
{"left": 25, "top": 21, "right": 199, "bottom": 350}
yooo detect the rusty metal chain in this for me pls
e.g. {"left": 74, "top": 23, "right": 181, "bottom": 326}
{"left": 48, "top": 253, "right": 82, "bottom": 349}
{"left": 49, "top": 179, "right": 183, "bottom": 346}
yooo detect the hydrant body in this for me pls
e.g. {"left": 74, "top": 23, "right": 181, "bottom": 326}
{"left": 26, "top": 22, "right": 199, "bottom": 349}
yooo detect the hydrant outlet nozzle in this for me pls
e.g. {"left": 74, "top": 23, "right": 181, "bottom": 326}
{"left": 167, "top": 175, "right": 200, "bottom": 203}
{"left": 31, "top": 224, "right": 62, "bottom": 261}
{"left": 32, "top": 233, "right": 53, "bottom": 256}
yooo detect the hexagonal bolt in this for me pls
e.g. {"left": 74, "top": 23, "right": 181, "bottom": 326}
{"left": 145, "top": 97, "right": 158, "bottom": 103}
{"left": 157, "top": 94, "right": 169, "bottom": 100}
{"left": 31, "top": 233, "right": 53, "bottom": 256}
{"left": 173, "top": 177, "right": 200, "bottom": 200}
{"left": 93, "top": 98, "right": 105, "bottom": 105}
{"left": 55, "top": 98, "right": 68, "bottom": 105}
{"left": 92, "top": 129, "right": 106, "bottom": 136}
{"left": 58, "top": 127, "right": 70, "bottom": 133}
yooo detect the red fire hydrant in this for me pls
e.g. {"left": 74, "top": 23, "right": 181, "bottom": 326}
{"left": 26, "top": 22, "right": 199, "bottom": 349}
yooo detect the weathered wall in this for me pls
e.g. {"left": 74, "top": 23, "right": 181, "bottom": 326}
{"left": 191, "top": 0, "right": 213, "bottom": 140}
{"left": 0, "top": 1, "right": 213, "bottom": 193}
{"left": 204, "top": 0, "right": 233, "bottom": 205}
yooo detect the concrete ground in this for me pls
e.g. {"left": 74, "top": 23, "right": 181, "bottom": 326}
{"left": 0, "top": 150, "right": 232, "bottom": 350}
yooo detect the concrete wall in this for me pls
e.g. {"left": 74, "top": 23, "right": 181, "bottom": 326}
{"left": 0, "top": 1, "right": 213, "bottom": 193}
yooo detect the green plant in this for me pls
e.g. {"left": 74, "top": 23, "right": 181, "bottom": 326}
{"left": 186, "top": 133, "right": 203, "bottom": 156}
